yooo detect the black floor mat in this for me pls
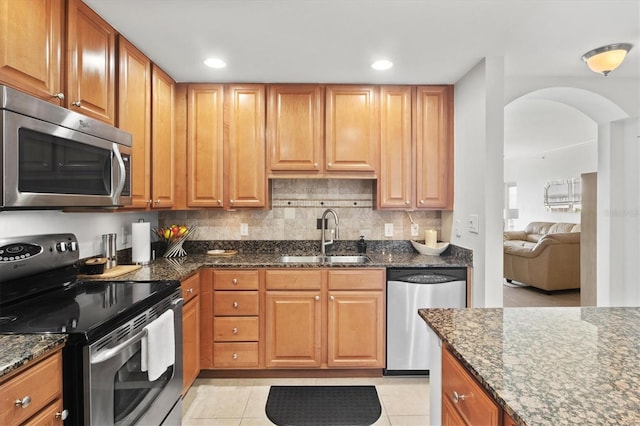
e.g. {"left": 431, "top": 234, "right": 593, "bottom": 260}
{"left": 265, "top": 385, "right": 382, "bottom": 426}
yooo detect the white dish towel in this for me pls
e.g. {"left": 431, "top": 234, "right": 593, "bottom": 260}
{"left": 141, "top": 309, "right": 175, "bottom": 381}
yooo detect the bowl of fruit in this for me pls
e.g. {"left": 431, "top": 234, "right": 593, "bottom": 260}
{"left": 153, "top": 224, "right": 197, "bottom": 258}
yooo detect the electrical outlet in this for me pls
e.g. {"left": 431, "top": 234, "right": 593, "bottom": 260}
{"left": 240, "top": 223, "right": 249, "bottom": 236}
{"left": 410, "top": 223, "right": 419, "bottom": 237}
{"left": 469, "top": 214, "right": 479, "bottom": 234}
{"left": 384, "top": 223, "right": 394, "bottom": 237}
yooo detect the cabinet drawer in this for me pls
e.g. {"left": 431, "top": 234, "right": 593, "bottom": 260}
{"left": 214, "top": 317, "right": 259, "bottom": 342}
{"left": 22, "top": 399, "right": 64, "bottom": 426}
{"left": 181, "top": 272, "right": 200, "bottom": 303}
{"left": 213, "top": 342, "right": 259, "bottom": 368}
{"left": 214, "top": 270, "right": 259, "bottom": 290}
{"left": 328, "top": 269, "right": 385, "bottom": 290}
{"left": 214, "top": 291, "right": 259, "bottom": 316}
{"left": 0, "top": 352, "right": 62, "bottom": 426}
{"left": 265, "top": 269, "right": 323, "bottom": 290}
{"left": 442, "top": 347, "right": 499, "bottom": 426}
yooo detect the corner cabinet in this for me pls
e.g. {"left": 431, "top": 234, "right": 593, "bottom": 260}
{"left": 66, "top": 0, "right": 116, "bottom": 124}
{"left": 0, "top": 0, "right": 64, "bottom": 104}
{"left": 181, "top": 272, "right": 201, "bottom": 395}
{"left": 150, "top": 65, "right": 176, "bottom": 208}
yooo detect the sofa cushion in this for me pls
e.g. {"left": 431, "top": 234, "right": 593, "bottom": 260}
{"left": 524, "top": 222, "right": 555, "bottom": 235}
{"left": 549, "top": 223, "right": 580, "bottom": 234}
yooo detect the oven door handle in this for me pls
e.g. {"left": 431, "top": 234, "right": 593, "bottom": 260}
{"left": 91, "top": 328, "right": 148, "bottom": 365}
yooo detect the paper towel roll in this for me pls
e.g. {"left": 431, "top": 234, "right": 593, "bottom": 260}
{"left": 425, "top": 229, "right": 437, "bottom": 248}
{"left": 132, "top": 221, "right": 151, "bottom": 265}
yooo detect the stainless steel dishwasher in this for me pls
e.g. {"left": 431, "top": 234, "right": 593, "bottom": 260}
{"left": 385, "top": 267, "right": 466, "bottom": 375}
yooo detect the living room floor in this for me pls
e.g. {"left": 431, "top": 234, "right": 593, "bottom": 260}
{"left": 182, "top": 376, "right": 429, "bottom": 425}
{"left": 503, "top": 280, "right": 581, "bottom": 307}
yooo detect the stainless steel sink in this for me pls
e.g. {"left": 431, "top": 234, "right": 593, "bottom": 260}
{"left": 276, "top": 255, "right": 371, "bottom": 264}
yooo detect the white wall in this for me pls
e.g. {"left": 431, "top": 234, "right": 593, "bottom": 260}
{"left": 0, "top": 210, "right": 157, "bottom": 258}
{"left": 448, "top": 57, "right": 505, "bottom": 308}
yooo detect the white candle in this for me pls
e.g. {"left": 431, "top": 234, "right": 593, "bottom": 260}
{"left": 425, "top": 229, "right": 437, "bottom": 248}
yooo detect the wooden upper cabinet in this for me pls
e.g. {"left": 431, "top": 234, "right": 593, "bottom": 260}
{"left": 151, "top": 65, "right": 176, "bottom": 208}
{"left": 325, "top": 85, "right": 379, "bottom": 174}
{"left": 226, "top": 84, "right": 267, "bottom": 208}
{"left": 267, "top": 84, "right": 324, "bottom": 173}
{"left": 378, "top": 86, "right": 412, "bottom": 209}
{"left": 118, "top": 36, "right": 151, "bottom": 209}
{"left": 187, "top": 84, "right": 224, "bottom": 207}
{"left": 66, "top": 0, "right": 116, "bottom": 124}
{"left": 414, "top": 86, "right": 453, "bottom": 209}
{"left": 0, "top": 0, "right": 64, "bottom": 104}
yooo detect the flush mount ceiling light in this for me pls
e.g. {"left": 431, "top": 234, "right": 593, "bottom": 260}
{"left": 371, "top": 59, "right": 393, "bottom": 71}
{"left": 204, "top": 57, "right": 227, "bottom": 69}
{"left": 581, "top": 43, "right": 633, "bottom": 76}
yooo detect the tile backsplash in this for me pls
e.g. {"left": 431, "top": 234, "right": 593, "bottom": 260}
{"left": 159, "top": 179, "right": 442, "bottom": 242}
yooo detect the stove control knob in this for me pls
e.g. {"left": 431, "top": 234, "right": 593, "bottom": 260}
{"left": 56, "top": 242, "right": 68, "bottom": 252}
{"left": 69, "top": 241, "right": 78, "bottom": 251}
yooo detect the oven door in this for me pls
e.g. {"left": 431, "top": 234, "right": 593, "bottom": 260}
{"left": 86, "top": 297, "right": 183, "bottom": 426}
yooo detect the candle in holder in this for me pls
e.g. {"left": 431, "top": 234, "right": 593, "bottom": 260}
{"left": 424, "top": 229, "right": 437, "bottom": 248}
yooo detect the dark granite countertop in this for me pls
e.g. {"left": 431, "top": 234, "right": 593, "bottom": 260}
{"left": 419, "top": 307, "right": 640, "bottom": 426}
{"left": 0, "top": 334, "right": 67, "bottom": 379}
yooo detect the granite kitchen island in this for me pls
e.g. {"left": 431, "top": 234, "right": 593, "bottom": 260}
{"left": 420, "top": 307, "right": 640, "bottom": 425}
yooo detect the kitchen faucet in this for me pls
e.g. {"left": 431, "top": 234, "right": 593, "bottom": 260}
{"left": 320, "top": 208, "right": 339, "bottom": 255}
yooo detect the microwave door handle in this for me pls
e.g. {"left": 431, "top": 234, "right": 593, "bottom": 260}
{"left": 112, "top": 145, "right": 126, "bottom": 199}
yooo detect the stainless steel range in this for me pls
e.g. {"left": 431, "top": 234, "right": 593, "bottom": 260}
{"left": 0, "top": 233, "right": 183, "bottom": 425}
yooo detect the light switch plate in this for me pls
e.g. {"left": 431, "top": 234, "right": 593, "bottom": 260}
{"left": 410, "top": 223, "right": 419, "bottom": 237}
{"left": 240, "top": 223, "right": 249, "bottom": 236}
{"left": 469, "top": 214, "right": 479, "bottom": 234}
{"left": 384, "top": 223, "right": 394, "bottom": 237}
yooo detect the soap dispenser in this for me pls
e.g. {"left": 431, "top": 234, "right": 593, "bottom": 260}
{"left": 357, "top": 235, "right": 367, "bottom": 253}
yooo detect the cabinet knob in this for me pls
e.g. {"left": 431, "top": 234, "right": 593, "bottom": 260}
{"left": 327, "top": 162, "right": 332, "bottom": 168}
{"left": 52, "top": 92, "right": 65, "bottom": 100}
{"left": 313, "top": 163, "right": 318, "bottom": 168}
{"left": 230, "top": 199, "right": 235, "bottom": 204}
{"left": 232, "top": 353, "right": 238, "bottom": 360}
{"left": 187, "top": 288, "right": 193, "bottom": 294}
{"left": 419, "top": 200, "right": 425, "bottom": 204}
{"left": 71, "top": 100, "right": 82, "bottom": 107}
{"left": 315, "top": 295, "right": 320, "bottom": 301}
{"left": 56, "top": 410, "right": 69, "bottom": 420}
{"left": 452, "top": 391, "right": 467, "bottom": 404}
{"left": 155, "top": 200, "right": 161, "bottom": 205}
{"left": 232, "top": 278, "right": 238, "bottom": 285}
{"left": 330, "top": 295, "right": 335, "bottom": 301}
{"left": 233, "top": 301, "right": 239, "bottom": 308}
{"left": 232, "top": 327, "right": 238, "bottom": 334}
{"left": 15, "top": 396, "right": 31, "bottom": 408}
{"left": 405, "top": 200, "right": 410, "bottom": 205}
{"left": 217, "top": 199, "right": 222, "bottom": 205}
{"left": 148, "top": 199, "right": 153, "bottom": 205}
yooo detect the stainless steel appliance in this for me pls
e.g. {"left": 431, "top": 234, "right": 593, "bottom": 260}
{"left": 0, "top": 85, "right": 132, "bottom": 209}
{"left": 0, "top": 234, "right": 182, "bottom": 425}
{"left": 385, "top": 267, "right": 466, "bottom": 375}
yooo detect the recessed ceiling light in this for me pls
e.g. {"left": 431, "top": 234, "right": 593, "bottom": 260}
{"left": 371, "top": 59, "right": 393, "bottom": 71}
{"left": 204, "top": 57, "right": 227, "bottom": 69}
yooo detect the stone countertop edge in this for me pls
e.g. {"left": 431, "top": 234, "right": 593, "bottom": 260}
{"left": 0, "top": 334, "right": 67, "bottom": 379}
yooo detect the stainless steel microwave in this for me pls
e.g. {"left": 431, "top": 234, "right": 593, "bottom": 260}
{"left": 1, "top": 85, "right": 132, "bottom": 209}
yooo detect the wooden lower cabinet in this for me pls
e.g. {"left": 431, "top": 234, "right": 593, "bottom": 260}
{"left": 182, "top": 272, "right": 201, "bottom": 394}
{"left": 0, "top": 349, "right": 64, "bottom": 426}
{"left": 442, "top": 396, "right": 467, "bottom": 426}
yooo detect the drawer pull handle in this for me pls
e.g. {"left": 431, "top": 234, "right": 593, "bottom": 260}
{"left": 315, "top": 295, "right": 320, "bottom": 301}
{"left": 232, "top": 327, "right": 238, "bottom": 334}
{"left": 452, "top": 391, "right": 467, "bottom": 404}
{"left": 232, "top": 353, "right": 238, "bottom": 360}
{"left": 187, "top": 288, "right": 193, "bottom": 294}
{"left": 56, "top": 410, "right": 69, "bottom": 420}
{"left": 233, "top": 301, "right": 239, "bottom": 308}
{"left": 232, "top": 278, "right": 238, "bottom": 285}
{"left": 15, "top": 396, "right": 31, "bottom": 408}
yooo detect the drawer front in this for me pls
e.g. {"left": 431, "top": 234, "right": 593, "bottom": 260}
{"left": 442, "top": 348, "right": 499, "bottom": 426}
{"left": 0, "top": 352, "right": 62, "bottom": 426}
{"left": 213, "top": 270, "right": 259, "bottom": 290}
{"left": 214, "top": 317, "right": 259, "bottom": 342}
{"left": 213, "top": 342, "right": 259, "bottom": 368}
{"left": 181, "top": 272, "right": 200, "bottom": 303}
{"left": 214, "top": 291, "right": 259, "bottom": 316}
{"left": 21, "top": 399, "right": 64, "bottom": 426}
{"left": 265, "top": 269, "right": 323, "bottom": 290}
{"left": 328, "top": 268, "right": 385, "bottom": 290}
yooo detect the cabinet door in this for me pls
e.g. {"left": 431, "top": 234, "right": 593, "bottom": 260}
{"left": 118, "top": 37, "right": 151, "bottom": 209}
{"left": 182, "top": 296, "right": 200, "bottom": 395}
{"left": 265, "top": 291, "right": 322, "bottom": 368}
{"left": 442, "top": 396, "right": 466, "bottom": 426}
{"left": 150, "top": 65, "right": 176, "bottom": 208}
{"left": 66, "top": 0, "right": 116, "bottom": 124}
{"left": 267, "top": 84, "right": 323, "bottom": 172}
{"left": 327, "top": 291, "right": 384, "bottom": 368}
{"left": 414, "top": 86, "right": 453, "bottom": 209}
{"left": 378, "top": 86, "right": 412, "bottom": 208}
{"left": 226, "top": 84, "right": 266, "bottom": 208}
{"left": 187, "top": 84, "right": 224, "bottom": 207}
{"left": 325, "top": 85, "right": 379, "bottom": 173}
{"left": 0, "top": 0, "right": 63, "bottom": 104}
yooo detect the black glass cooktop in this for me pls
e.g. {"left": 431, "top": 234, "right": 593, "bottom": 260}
{"left": 0, "top": 279, "right": 179, "bottom": 340}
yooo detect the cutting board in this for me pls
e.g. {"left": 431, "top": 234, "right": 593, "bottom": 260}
{"left": 78, "top": 264, "right": 141, "bottom": 279}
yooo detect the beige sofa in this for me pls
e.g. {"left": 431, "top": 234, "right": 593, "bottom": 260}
{"left": 503, "top": 222, "right": 581, "bottom": 292}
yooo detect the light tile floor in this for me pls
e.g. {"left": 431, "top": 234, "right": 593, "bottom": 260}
{"left": 182, "top": 376, "right": 430, "bottom": 426}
